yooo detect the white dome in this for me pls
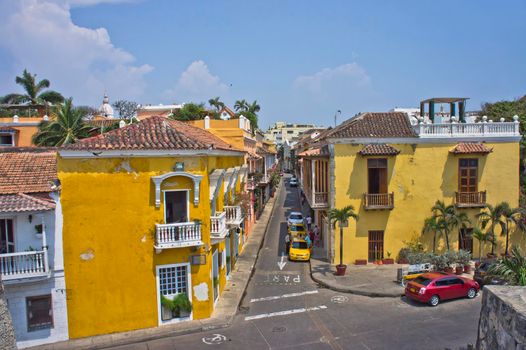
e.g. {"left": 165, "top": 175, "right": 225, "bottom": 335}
{"left": 98, "top": 93, "right": 114, "bottom": 118}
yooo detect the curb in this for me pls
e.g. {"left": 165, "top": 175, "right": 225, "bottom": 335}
{"left": 29, "top": 182, "right": 283, "bottom": 350}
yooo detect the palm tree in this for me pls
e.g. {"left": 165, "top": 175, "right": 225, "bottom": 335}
{"left": 431, "top": 200, "right": 471, "bottom": 251}
{"left": 1, "top": 69, "right": 64, "bottom": 105}
{"left": 472, "top": 227, "right": 491, "bottom": 260}
{"left": 476, "top": 203, "right": 508, "bottom": 256}
{"left": 500, "top": 204, "right": 526, "bottom": 256}
{"left": 488, "top": 246, "right": 526, "bottom": 286}
{"left": 328, "top": 205, "right": 359, "bottom": 268}
{"left": 234, "top": 99, "right": 248, "bottom": 112}
{"left": 422, "top": 216, "right": 444, "bottom": 253}
{"left": 33, "top": 98, "right": 92, "bottom": 146}
{"left": 247, "top": 100, "right": 261, "bottom": 114}
{"left": 208, "top": 97, "right": 224, "bottom": 112}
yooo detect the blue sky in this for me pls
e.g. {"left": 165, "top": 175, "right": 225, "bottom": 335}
{"left": 0, "top": 0, "right": 525, "bottom": 129}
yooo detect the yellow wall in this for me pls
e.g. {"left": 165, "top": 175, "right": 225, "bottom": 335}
{"left": 333, "top": 142, "right": 523, "bottom": 264}
{"left": 0, "top": 117, "right": 42, "bottom": 147}
{"left": 59, "top": 154, "right": 243, "bottom": 338}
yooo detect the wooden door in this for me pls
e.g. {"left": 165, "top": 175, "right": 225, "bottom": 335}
{"left": 368, "top": 230, "right": 384, "bottom": 261}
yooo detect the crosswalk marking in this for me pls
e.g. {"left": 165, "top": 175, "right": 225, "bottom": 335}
{"left": 250, "top": 290, "right": 318, "bottom": 303}
{"left": 244, "top": 305, "right": 327, "bottom": 321}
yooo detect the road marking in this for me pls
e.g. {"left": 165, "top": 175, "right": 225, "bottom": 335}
{"left": 202, "top": 334, "right": 227, "bottom": 345}
{"left": 244, "top": 305, "right": 327, "bottom": 321}
{"left": 250, "top": 290, "right": 318, "bottom": 303}
{"left": 277, "top": 252, "right": 287, "bottom": 270}
{"left": 331, "top": 295, "right": 349, "bottom": 304}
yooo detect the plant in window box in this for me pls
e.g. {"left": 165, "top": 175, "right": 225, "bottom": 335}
{"left": 382, "top": 251, "right": 394, "bottom": 264}
{"left": 173, "top": 293, "right": 192, "bottom": 318}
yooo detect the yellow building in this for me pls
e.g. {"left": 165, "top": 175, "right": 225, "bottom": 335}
{"left": 58, "top": 116, "right": 247, "bottom": 338}
{"left": 0, "top": 116, "right": 43, "bottom": 147}
{"left": 299, "top": 108, "right": 524, "bottom": 264}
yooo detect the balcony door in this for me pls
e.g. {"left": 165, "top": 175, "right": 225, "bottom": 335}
{"left": 459, "top": 159, "right": 478, "bottom": 193}
{"left": 368, "top": 159, "right": 387, "bottom": 194}
{"left": 0, "top": 218, "right": 15, "bottom": 254}
{"left": 164, "top": 191, "right": 188, "bottom": 224}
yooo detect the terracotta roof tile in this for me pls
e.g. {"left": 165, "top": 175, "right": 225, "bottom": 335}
{"left": 298, "top": 147, "right": 330, "bottom": 157}
{"left": 0, "top": 193, "right": 55, "bottom": 213}
{"left": 324, "top": 112, "right": 417, "bottom": 139}
{"left": 358, "top": 144, "right": 400, "bottom": 156}
{"left": 0, "top": 151, "right": 57, "bottom": 194}
{"left": 450, "top": 142, "right": 493, "bottom": 154}
{"left": 66, "top": 116, "right": 243, "bottom": 152}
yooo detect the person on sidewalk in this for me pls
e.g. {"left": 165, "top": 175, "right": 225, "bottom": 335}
{"left": 306, "top": 215, "right": 312, "bottom": 230}
{"left": 313, "top": 225, "right": 321, "bottom": 247}
{"left": 285, "top": 234, "right": 291, "bottom": 253}
{"left": 304, "top": 233, "right": 312, "bottom": 248}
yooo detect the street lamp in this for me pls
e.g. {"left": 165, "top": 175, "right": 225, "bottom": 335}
{"left": 334, "top": 110, "right": 341, "bottom": 127}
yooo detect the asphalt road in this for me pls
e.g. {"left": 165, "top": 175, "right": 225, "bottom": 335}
{"left": 109, "top": 178, "right": 482, "bottom": 350}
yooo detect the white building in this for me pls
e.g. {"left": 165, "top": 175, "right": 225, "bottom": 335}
{"left": 98, "top": 93, "right": 114, "bottom": 119}
{"left": 0, "top": 151, "right": 68, "bottom": 348}
{"left": 264, "top": 122, "right": 322, "bottom": 145}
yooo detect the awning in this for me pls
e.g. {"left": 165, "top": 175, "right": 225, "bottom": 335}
{"left": 449, "top": 143, "right": 493, "bottom": 155}
{"left": 358, "top": 144, "right": 400, "bottom": 156}
{"left": 0, "top": 193, "right": 55, "bottom": 213}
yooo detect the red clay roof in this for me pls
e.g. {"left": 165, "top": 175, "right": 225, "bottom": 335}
{"left": 298, "top": 147, "right": 330, "bottom": 157}
{"left": 0, "top": 193, "right": 55, "bottom": 212}
{"left": 450, "top": 142, "right": 493, "bottom": 154}
{"left": 0, "top": 151, "right": 57, "bottom": 194}
{"left": 358, "top": 144, "right": 400, "bottom": 156}
{"left": 65, "top": 116, "right": 243, "bottom": 152}
{"left": 324, "top": 112, "right": 417, "bottom": 139}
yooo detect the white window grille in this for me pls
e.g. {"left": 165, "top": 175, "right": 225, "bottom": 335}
{"left": 159, "top": 265, "right": 188, "bottom": 296}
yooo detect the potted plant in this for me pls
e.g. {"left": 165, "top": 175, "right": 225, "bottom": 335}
{"left": 431, "top": 254, "right": 448, "bottom": 272}
{"left": 397, "top": 247, "right": 410, "bottom": 264}
{"left": 382, "top": 251, "right": 394, "bottom": 264}
{"left": 355, "top": 259, "right": 367, "bottom": 265}
{"left": 328, "top": 205, "right": 359, "bottom": 276}
{"left": 457, "top": 249, "right": 472, "bottom": 273}
{"left": 173, "top": 293, "right": 192, "bottom": 318}
{"left": 444, "top": 250, "right": 457, "bottom": 273}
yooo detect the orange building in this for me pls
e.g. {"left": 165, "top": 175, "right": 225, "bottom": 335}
{"left": 0, "top": 116, "right": 44, "bottom": 147}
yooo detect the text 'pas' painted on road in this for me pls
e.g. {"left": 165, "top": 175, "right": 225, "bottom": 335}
{"left": 263, "top": 274, "right": 301, "bottom": 284}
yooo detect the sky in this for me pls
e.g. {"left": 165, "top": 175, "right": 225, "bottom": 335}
{"left": 0, "top": 0, "right": 525, "bottom": 129}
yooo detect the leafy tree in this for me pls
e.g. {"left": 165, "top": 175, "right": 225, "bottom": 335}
{"left": 234, "top": 99, "right": 248, "bottom": 112}
{"left": 422, "top": 216, "right": 445, "bottom": 253}
{"left": 500, "top": 204, "right": 526, "bottom": 256}
{"left": 247, "top": 100, "right": 261, "bottom": 114}
{"left": 33, "top": 98, "right": 92, "bottom": 146}
{"left": 476, "top": 203, "right": 508, "bottom": 256}
{"left": 329, "top": 205, "right": 359, "bottom": 267}
{"left": 208, "top": 97, "right": 225, "bottom": 111}
{"left": 488, "top": 246, "right": 526, "bottom": 286}
{"left": 1, "top": 69, "right": 64, "bottom": 105}
{"left": 481, "top": 97, "right": 526, "bottom": 123}
{"left": 112, "top": 100, "right": 138, "bottom": 119}
{"left": 472, "top": 227, "right": 492, "bottom": 260}
{"left": 170, "top": 103, "right": 207, "bottom": 121}
{"left": 431, "top": 200, "right": 471, "bottom": 251}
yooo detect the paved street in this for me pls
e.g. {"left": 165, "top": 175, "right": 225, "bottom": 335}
{"left": 107, "top": 179, "right": 482, "bottom": 350}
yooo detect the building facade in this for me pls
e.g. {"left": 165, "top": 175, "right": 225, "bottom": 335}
{"left": 264, "top": 121, "right": 321, "bottom": 145}
{"left": 298, "top": 109, "right": 523, "bottom": 264}
{"left": 0, "top": 151, "right": 68, "bottom": 348}
{"left": 58, "top": 116, "right": 246, "bottom": 338}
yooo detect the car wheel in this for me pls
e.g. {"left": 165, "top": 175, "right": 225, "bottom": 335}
{"left": 428, "top": 295, "right": 440, "bottom": 307}
{"left": 467, "top": 288, "right": 477, "bottom": 299}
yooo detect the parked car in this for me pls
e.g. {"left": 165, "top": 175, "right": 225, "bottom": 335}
{"left": 405, "top": 272, "right": 480, "bottom": 306}
{"left": 289, "top": 238, "right": 311, "bottom": 261}
{"left": 474, "top": 261, "right": 507, "bottom": 286}
{"left": 288, "top": 223, "right": 306, "bottom": 238}
{"left": 289, "top": 177, "right": 298, "bottom": 187}
{"left": 287, "top": 211, "right": 304, "bottom": 226}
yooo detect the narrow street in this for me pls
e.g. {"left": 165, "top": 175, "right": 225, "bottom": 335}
{"left": 108, "top": 178, "right": 482, "bottom": 350}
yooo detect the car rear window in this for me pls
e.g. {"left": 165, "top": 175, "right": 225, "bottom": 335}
{"left": 290, "top": 225, "right": 304, "bottom": 231}
{"left": 292, "top": 242, "right": 308, "bottom": 249}
{"left": 290, "top": 214, "right": 303, "bottom": 220}
{"left": 412, "top": 276, "right": 432, "bottom": 286}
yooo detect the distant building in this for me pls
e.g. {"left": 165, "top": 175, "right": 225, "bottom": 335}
{"left": 264, "top": 122, "right": 322, "bottom": 145}
{"left": 97, "top": 93, "right": 114, "bottom": 119}
{"left": 136, "top": 104, "right": 183, "bottom": 120}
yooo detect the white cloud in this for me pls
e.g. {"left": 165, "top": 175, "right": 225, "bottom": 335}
{"left": 293, "top": 63, "right": 371, "bottom": 94}
{"left": 0, "top": 0, "right": 153, "bottom": 106}
{"left": 164, "top": 60, "right": 229, "bottom": 103}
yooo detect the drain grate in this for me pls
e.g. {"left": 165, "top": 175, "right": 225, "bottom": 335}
{"left": 238, "top": 306, "right": 250, "bottom": 314}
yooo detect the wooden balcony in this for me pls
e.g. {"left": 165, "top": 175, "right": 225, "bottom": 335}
{"left": 210, "top": 211, "right": 228, "bottom": 239}
{"left": 224, "top": 205, "right": 243, "bottom": 226}
{"left": 155, "top": 222, "right": 203, "bottom": 252}
{"left": 363, "top": 193, "right": 394, "bottom": 210}
{"left": 1, "top": 250, "right": 49, "bottom": 282}
{"left": 455, "top": 191, "right": 486, "bottom": 208}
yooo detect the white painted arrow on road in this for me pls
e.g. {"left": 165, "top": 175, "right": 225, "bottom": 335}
{"left": 277, "top": 252, "right": 287, "bottom": 270}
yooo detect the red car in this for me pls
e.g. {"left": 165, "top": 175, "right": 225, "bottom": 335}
{"left": 405, "top": 272, "right": 480, "bottom": 306}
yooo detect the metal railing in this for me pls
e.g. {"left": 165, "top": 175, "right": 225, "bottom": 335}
{"left": 455, "top": 191, "right": 486, "bottom": 207}
{"left": 364, "top": 193, "right": 394, "bottom": 210}
{"left": 155, "top": 222, "right": 202, "bottom": 248}
{"left": 0, "top": 250, "right": 49, "bottom": 281}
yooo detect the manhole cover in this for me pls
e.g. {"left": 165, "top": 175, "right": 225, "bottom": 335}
{"left": 272, "top": 326, "right": 286, "bottom": 333}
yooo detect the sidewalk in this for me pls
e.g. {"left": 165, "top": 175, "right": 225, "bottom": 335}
{"left": 30, "top": 183, "right": 283, "bottom": 350}
{"left": 310, "top": 258, "right": 405, "bottom": 298}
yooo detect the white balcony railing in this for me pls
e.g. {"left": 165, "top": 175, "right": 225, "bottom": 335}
{"left": 224, "top": 205, "right": 243, "bottom": 225}
{"left": 210, "top": 211, "right": 227, "bottom": 239}
{"left": 0, "top": 250, "right": 49, "bottom": 281}
{"left": 155, "top": 222, "right": 203, "bottom": 250}
{"left": 415, "top": 120, "right": 520, "bottom": 138}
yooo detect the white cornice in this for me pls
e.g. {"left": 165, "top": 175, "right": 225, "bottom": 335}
{"left": 59, "top": 149, "right": 245, "bottom": 158}
{"left": 327, "top": 136, "right": 522, "bottom": 144}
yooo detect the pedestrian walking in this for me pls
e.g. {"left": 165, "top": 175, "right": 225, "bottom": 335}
{"left": 306, "top": 215, "right": 312, "bottom": 230}
{"left": 313, "top": 225, "right": 321, "bottom": 247}
{"left": 309, "top": 229, "right": 314, "bottom": 243}
{"left": 304, "top": 233, "right": 312, "bottom": 248}
{"left": 285, "top": 234, "right": 291, "bottom": 253}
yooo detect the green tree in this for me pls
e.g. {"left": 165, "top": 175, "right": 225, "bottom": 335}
{"left": 476, "top": 203, "right": 508, "bottom": 256}
{"left": 472, "top": 227, "right": 491, "bottom": 260}
{"left": 488, "top": 246, "right": 526, "bottom": 286}
{"left": 431, "top": 200, "right": 471, "bottom": 251}
{"left": 33, "top": 98, "right": 92, "bottom": 146}
{"left": 1, "top": 69, "right": 64, "bottom": 105}
{"left": 247, "top": 100, "right": 261, "bottom": 114}
{"left": 422, "top": 216, "right": 445, "bottom": 253}
{"left": 112, "top": 100, "right": 138, "bottom": 119}
{"left": 234, "top": 99, "right": 248, "bottom": 112}
{"left": 208, "top": 97, "right": 225, "bottom": 111}
{"left": 170, "top": 103, "right": 207, "bottom": 121}
{"left": 501, "top": 204, "right": 526, "bottom": 256}
{"left": 329, "top": 205, "right": 359, "bottom": 267}
{"left": 481, "top": 97, "right": 526, "bottom": 123}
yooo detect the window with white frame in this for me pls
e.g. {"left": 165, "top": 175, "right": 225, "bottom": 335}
{"left": 0, "top": 134, "right": 14, "bottom": 146}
